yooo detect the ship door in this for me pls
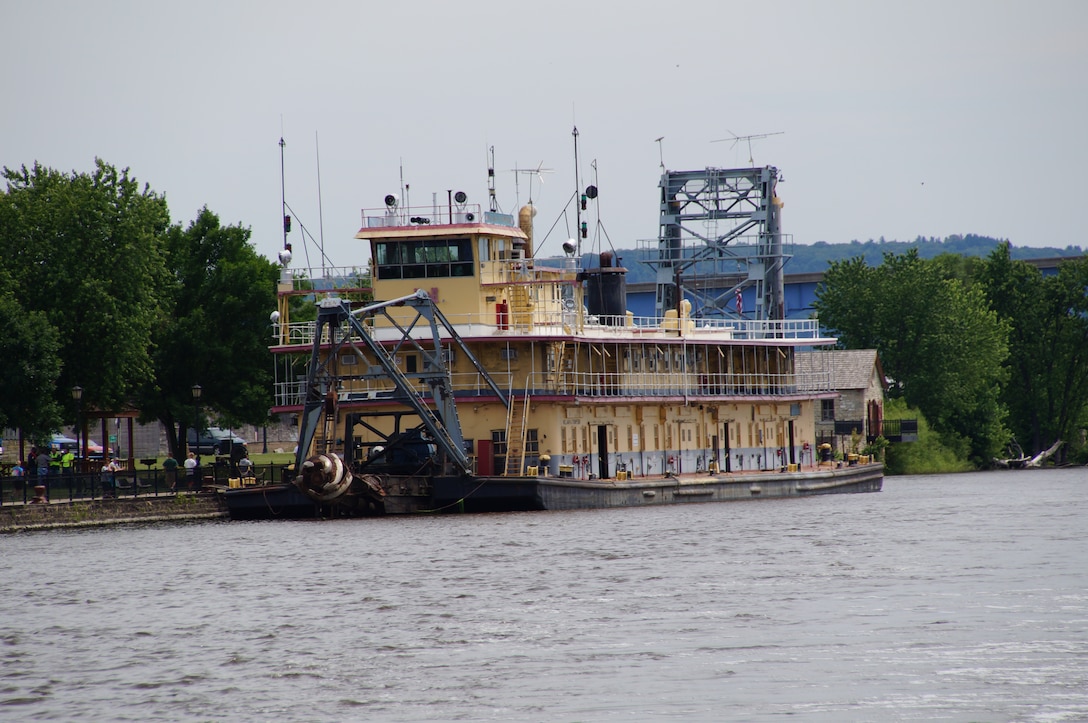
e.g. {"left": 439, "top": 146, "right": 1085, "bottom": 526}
{"left": 477, "top": 440, "right": 494, "bottom": 476}
{"left": 723, "top": 423, "right": 732, "bottom": 472}
{"left": 596, "top": 425, "right": 609, "bottom": 479}
{"left": 787, "top": 420, "right": 796, "bottom": 466}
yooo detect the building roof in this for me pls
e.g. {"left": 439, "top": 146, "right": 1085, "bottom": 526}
{"left": 796, "top": 349, "right": 886, "bottom": 391}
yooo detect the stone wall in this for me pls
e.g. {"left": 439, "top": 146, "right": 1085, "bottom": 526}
{"left": 1, "top": 495, "right": 226, "bottom": 533}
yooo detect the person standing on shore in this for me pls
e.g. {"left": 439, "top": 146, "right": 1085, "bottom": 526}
{"left": 100, "top": 456, "right": 119, "bottom": 496}
{"left": 163, "top": 456, "right": 179, "bottom": 491}
{"left": 184, "top": 452, "right": 198, "bottom": 490}
{"left": 61, "top": 447, "right": 75, "bottom": 493}
{"left": 36, "top": 447, "right": 50, "bottom": 479}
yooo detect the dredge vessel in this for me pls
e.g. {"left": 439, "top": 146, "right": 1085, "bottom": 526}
{"left": 224, "top": 157, "right": 882, "bottom": 519}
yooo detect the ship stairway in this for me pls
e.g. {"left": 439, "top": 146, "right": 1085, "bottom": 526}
{"left": 559, "top": 341, "right": 575, "bottom": 394}
{"left": 510, "top": 284, "right": 533, "bottom": 331}
{"left": 311, "top": 407, "right": 337, "bottom": 456}
{"left": 504, "top": 384, "right": 530, "bottom": 476}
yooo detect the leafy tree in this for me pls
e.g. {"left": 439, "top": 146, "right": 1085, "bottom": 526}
{"left": 815, "top": 250, "right": 1010, "bottom": 465}
{"left": 0, "top": 159, "right": 170, "bottom": 429}
{"left": 0, "top": 280, "right": 63, "bottom": 439}
{"left": 978, "top": 244, "right": 1088, "bottom": 457}
{"left": 140, "top": 208, "right": 279, "bottom": 458}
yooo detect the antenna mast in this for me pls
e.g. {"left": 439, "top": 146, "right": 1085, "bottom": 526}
{"left": 315, "top": 132, "right": 325, "bottom": 278}
{"left": 573, "top": 126, "right": 581, "bottom": 258}
{"left": 487, "top": 146, "right": 498, "bottom": 212}
{"left": 279, "top": 137, "right": 290, "bottom": 254}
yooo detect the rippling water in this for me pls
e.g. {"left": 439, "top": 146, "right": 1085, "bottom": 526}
{"left": 3, "top": 468, "right": 1087, "bottom": 721}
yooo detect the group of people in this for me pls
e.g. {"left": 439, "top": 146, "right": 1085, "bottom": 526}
{"left": 167, "top": 448, "right": 253, "bottom": 492}
{"left": 8, "top": 445, "right": 120, "bottom": 501}
{"left": 7, "top": 444, "right": 256, "bottom": 498}
{"left": 14, "top": 445, "right": 78, "bottom": 479}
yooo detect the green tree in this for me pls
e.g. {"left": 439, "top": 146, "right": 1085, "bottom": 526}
{"left": 0, "top": 160, "right": 170, "bottom": 428}
{"left": 978, "top": 244, "right": 1088, "bottom": 457}
{"left": 139, "top": 208, "right": 279, "bottom": 458}
{"left": 0, "top": 281, "right": 63, "bottom": 439}
{"left": 815, "top": 250, "right": 1010, "bottom": 465}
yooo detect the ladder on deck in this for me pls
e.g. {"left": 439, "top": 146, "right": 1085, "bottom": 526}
{"left": 509, "top": 284, "right": 533, "bottom": 331}
{"left": 311, "top": 392, "right": 337, "bottom": 456}
{"left": 555, "top": 341, "right": 576, "bottom": 394}
{"left": 504, "top": 385, "right": 531, "bottom": 476}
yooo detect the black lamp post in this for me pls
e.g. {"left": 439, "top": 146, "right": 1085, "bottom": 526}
{"left": 190, "top": 384, "right": 203, "bottom": 455}
{"left": 71, "top": 386, "right": 83, "bottom": 459}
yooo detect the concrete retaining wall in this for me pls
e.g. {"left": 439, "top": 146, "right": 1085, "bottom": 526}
{"left": 1, "top": 495, "right": 227, "bottom": 533}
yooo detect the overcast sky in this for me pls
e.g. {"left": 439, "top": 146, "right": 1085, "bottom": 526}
{"left": 5, "top": 0, "right": 1086, "bottom": 272}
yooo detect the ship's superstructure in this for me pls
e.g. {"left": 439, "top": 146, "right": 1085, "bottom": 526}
{"left": 253, "top": 169, "right": 860, "bottom": 518}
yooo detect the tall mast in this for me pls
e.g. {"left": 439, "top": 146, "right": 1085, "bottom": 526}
{"left": 315, "top": 132, "right": 325, "bottom": 278}
{"left": 573, "top": 126, "right": 581, "bottom": 258}
{"left": 279, "top": 137, "right": 289, "bottom": 253}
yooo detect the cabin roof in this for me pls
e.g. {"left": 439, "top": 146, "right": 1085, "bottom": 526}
{"left": 796, "top": 349, "right": 886, "bottom": 391}
{"left": 354, "top": 223, "right": 528, "bottom": 241}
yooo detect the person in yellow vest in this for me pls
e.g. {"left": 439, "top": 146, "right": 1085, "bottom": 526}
{"left": 61, "top": 447, "right": 77, "bottom": 495}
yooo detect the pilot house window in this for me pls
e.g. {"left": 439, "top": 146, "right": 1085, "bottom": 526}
{"left": 375, "top": 238, "right": 474, "bottom": 280}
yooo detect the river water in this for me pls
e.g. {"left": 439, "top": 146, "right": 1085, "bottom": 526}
{"left": 2, "top": 468, "right": 1086, "bottom": 722}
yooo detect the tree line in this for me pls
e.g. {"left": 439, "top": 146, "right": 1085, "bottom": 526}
{"left": 0, "top": 159, "right": 278, "bottom": 459}
{"left": 3, "top": 159, "right": 1084, "bottom": 469}
{"left": 814, "top": 246, "right": 1088, "bottom": 467}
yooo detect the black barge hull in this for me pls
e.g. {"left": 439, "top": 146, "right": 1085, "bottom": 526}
{"left": 223, "top": 463, "right": 883, "bottom": 520}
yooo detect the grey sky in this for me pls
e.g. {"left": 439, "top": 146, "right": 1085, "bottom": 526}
{"left": 4, "top": 0, "right": 1086, "bottom": 270}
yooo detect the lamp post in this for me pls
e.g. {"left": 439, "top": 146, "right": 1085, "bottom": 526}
{"left": 71, "top": 386, "right": 83, "bottom": 459}
{"left": 190, "top": 384, "right": 203, "bottom": 455}
{"left": 71, "top": 385, "right": 83, "bottom": 499}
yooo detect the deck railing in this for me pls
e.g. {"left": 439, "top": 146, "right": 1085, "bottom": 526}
{"left": 274, "top": 309, "right": 828, "bottom": 347}
{"left": 273, "top": 368, "right": 832, "bottom": 408}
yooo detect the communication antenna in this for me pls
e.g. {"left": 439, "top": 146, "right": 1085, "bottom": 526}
{"left": 487, "top": 145, "right": 498, "bottom": 212}
{"left": 655, "top": 136, "right": 665, "bottom": 171}
{"left": 573, "top": 126, "right": 581, "bottom": 257}
{"left": 279, "top": 136, "right": 289, "bottom": 254}
{"left": 711, "top": 130, "right": 784, "bottom": 165}
{"left": 315, "top": 132, "right": 325, "bottom": 278}
{"left": 510, "top": 161, "right": 553, "bottom": 206}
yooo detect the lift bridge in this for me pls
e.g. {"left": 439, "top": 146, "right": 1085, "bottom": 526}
{"left": 644, "top": 166, "right": 789, "bottom": 321}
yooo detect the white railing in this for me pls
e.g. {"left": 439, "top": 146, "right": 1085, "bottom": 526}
{"left": 274, "top": 308, "right": 828, "bottom": 347}
{"left": 361, "top": 204, "right": 518, "bottom": 229}
{"left": 271, "top": 369, "right": 832, "bottom": 408}
{"left": 278, "top": 266, "right": 371, "bottom": 293}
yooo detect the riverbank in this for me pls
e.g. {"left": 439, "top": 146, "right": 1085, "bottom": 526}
{"left": 0, "top": 493, "right": 227, "bottom": 533}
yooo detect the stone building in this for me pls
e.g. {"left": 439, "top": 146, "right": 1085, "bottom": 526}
{"left": 796, "top": 349, "right": 887, "bottom": 453}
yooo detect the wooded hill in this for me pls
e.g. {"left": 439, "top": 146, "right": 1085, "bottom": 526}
{"left": 592, "top": 235, "right": 1085, "bottom": 283}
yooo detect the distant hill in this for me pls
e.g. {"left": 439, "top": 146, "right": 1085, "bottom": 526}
{"left": 593, "top": 235, "right": 1085, "bottom": 284}
{"left": 784, "top": 235, "right": 1084, "bottom": 274}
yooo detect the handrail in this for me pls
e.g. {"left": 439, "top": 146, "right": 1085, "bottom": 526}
{"left": 273, "top": 368, "right": 831, "bottom": 408}
{"left": 275, "top": 310, "right": 829, "bottom": 346}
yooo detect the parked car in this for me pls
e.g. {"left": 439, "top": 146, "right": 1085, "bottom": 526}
{"left": 187, "top": 427, "right": 247, "bottom": 456}
{"left": 49, "top": 435, "right": 79, "bottom": 453}
{"left": 49, "top": 435, "right": 105, "bottom": 457}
